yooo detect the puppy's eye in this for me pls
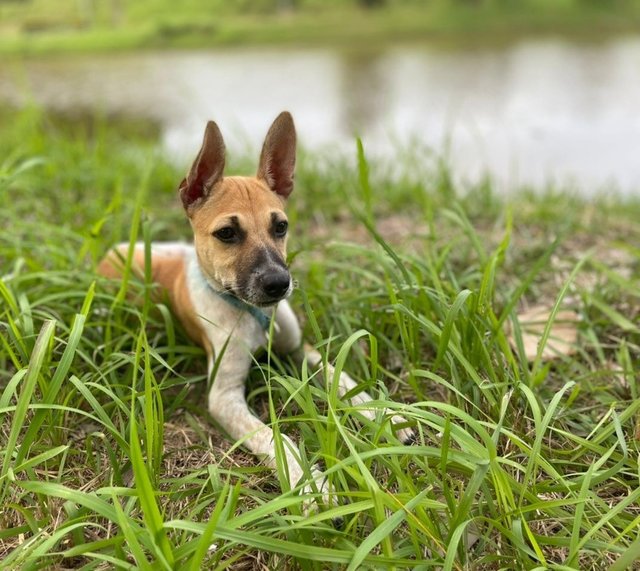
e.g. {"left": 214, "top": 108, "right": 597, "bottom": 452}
{"left": 213, "top": 227, "right": 236, "bottom": 243}
{"left": 274, "top": 220, "right": 288, "bottom": 238}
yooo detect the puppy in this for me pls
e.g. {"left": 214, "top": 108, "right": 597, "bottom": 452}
{"left": 99, "top": 112, "right": 412, "bottom": 505}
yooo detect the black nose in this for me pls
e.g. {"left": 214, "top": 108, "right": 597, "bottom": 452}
{"left": 262, "top": 272, "right": 290, "bottom": 299}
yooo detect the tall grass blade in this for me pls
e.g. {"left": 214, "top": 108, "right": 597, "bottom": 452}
{"left": 129, "top": 404, "right": 175, "bottom": 567}
{"left": 1, "top": 319, "right": 55, "bottom": 498}
{"left": 346, "top": 489, "right": 428, "bottom": 571}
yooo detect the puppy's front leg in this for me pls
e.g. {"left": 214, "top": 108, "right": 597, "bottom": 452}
{"left": 305, "top": 347, "right": 415, "bottom": 444}
{"left": 206, "top": 343, "right": 322, "bottom": 497}
{"left": 272, "top": 302, "right": 414, "bottom": 443}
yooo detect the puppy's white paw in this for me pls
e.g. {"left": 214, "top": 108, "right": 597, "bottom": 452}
{"left": 299, "top": 466, "right": 329, "bottom": 508}
{"left": 298, "top": 466, "right": 343, "bottom": 526}
{"left": 391, "top": 414, "right": 416, "bottom": 445}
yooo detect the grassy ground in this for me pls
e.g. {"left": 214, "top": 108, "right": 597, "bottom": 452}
{"left": 0, "top": 106, "right": 639, "bottom": 569}
{"left": 2, "top": 0, "right": 640, "bottom": 55}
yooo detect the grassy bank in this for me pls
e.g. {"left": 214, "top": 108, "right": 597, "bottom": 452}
{"left": 1, "top": 107, "right": 640, "bottom": 569}
{"left": 1, "top": 0, "right": 640, "bottom": 55}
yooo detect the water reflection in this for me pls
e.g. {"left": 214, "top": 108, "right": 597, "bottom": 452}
{"left": 339, "top": 49, "right": 388, "bottom": 137}
{"left": 1, "top": 38, "right": 639, "bottom": 193}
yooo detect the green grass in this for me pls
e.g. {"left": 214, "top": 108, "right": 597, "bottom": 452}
{"left": 1, "top": 105, "right": 640, "bottom": 569}
{"left": 2, "top": 0, "right": 640, "bottom": 55}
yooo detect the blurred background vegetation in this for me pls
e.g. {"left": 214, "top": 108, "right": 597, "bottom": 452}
{"left": 1, "top": 0, "right": 640, "bottom": 53}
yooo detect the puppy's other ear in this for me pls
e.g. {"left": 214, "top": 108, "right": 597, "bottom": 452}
{"left": 180, "top": 121, "right": 226, "bottom": 210}
{"left": 257, "top": 111, "right": 296, "bottom": 199}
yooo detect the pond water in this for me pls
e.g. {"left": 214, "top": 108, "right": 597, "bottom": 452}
{"left": 2, "top": 37, "right": 640, "bottom": 194}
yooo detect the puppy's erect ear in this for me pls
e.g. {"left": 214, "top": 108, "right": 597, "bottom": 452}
{"left": 257, "top": 111, "right": 296, "bottom": 199}
{"left": 179, "top": 121, "right": 225, "bottom": 210}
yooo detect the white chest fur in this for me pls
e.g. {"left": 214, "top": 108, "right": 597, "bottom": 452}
{"left": 185, "top": 250, "right": 271, "bottom": 358}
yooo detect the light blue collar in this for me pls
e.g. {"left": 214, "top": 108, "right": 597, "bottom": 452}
{"left": 192, "top": 257, "right": 272, "bottom": 331}
{"left": 212, "top": 288, "right": 271, "bottom": 331}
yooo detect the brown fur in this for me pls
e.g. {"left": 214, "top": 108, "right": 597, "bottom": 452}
{"left": 97, "top": 245, "right": 206, "bottom": 346}
{"left": 189, "top": 176, "right": 288, "bottom": 296}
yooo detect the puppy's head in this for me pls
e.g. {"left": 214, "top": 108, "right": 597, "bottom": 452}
{"left": 179, "top": 112, "right": 296, "bottom": 307}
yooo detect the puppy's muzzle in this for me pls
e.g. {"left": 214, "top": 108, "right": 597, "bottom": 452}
{"left": 241, "top": 247, "right": 292, "bottom": 306}
{"left": 260, "top": 269, "right": 291, "bottom": 301}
